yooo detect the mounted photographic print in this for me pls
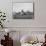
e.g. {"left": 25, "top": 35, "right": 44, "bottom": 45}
{"left": 13, "top": 3, "right": 34, "bottom": 19}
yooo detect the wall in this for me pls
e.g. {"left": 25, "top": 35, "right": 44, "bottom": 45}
{"left": 3, "top": 0, "right": 46, "bottom": 28}
{"left": 0, "top": 0, "right": 46, "bottom": 28}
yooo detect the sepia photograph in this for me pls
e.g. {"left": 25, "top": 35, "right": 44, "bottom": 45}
{"left": 13, "top": 3, "right": 34, "bottom": 19}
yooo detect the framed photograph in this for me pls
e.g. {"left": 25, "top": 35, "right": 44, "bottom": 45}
{"left": 12, "top": 3, "right": 34, "bottom": 19}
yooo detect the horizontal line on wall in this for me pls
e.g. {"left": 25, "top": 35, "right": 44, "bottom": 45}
{"left": 12, "top": 2, "right": 33, "bottom": 3}
{"left": 0, "top": 27, "right": 46, "bottom": 28}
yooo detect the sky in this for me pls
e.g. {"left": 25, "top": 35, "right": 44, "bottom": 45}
{"left": 13, "top": 3, "right": 33, "bottom": 12}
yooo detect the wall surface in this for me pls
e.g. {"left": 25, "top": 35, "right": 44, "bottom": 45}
{"left": 5, "top": 0, "right": 46, "bottom": 27}
{"left": 0, "top": 0, "right": 46, "bottom": 30}
{"left": 0, "top": 0, "right": 46, "bottom": 27}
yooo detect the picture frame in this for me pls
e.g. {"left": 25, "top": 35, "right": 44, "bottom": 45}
{"left": 12, "top": 2, "right": 34, "bottom": 19}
